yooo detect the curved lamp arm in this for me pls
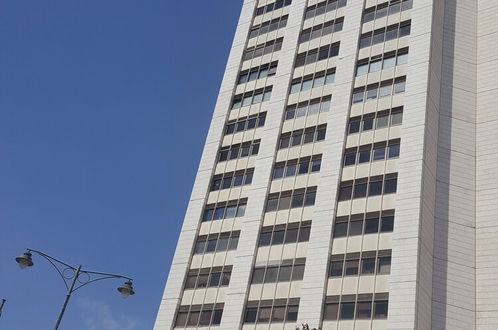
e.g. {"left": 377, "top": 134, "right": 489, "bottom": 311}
{"left": 21, "top": 248, "right": 133, "bottom": 294}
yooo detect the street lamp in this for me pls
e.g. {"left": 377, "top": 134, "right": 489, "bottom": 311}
{"left": 15, "top": 248, "right": 135, "bottom": 330}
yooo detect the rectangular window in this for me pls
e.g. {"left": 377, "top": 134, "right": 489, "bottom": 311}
{"left": 324, "top": 303, "right": 339, "bottom": 321}
{"left": 340, "top": 302, "right": 355, "bottom": 319}
{"left": 356, "top": 301, "right": 372, "bottom": 319}
{"left": 374, "top": 301, "right": 389, "bottom": 319}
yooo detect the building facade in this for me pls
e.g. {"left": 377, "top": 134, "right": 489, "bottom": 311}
{"left": 155, "top": 0, "right": 498, "bottom": 329}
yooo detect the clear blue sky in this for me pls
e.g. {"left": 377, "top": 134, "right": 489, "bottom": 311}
{"left": 0, "top": 1, "right": 242, "bottom": 329}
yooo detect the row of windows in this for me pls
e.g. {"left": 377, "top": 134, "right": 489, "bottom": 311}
{"left": 175, "top": 304, "right": 224, "bottom": 328}
{"left": 329, "top": 250, "right": 391, "bottom": 277}
{"left": 304, "top": 0, "right": 347, "bottom": 21}
{"left": 299, "top": 17, "right": 344, "bottom": 43}
{"left": 348, "top": 107, "right": 403, "bottom": 134}
{"left": 266, "top": 187, "right": 317, "bottom": 212}
{"left": 251, "top": 258, "right": 306, "bottom": 284}
{"left": 334, "top": 210, "right": 395, "bottom": 237}
{"left": 295, "top": 42, "right": 340, "bottom": 67}
{"left": 185, "top": 266, "right": 232, "bottom": 289}
{"left": 202, "top": 200, "right": 247, "bottom": 222}
{"left": 324, "top": 294, "right": 388, "bottom": 321}
{"left": 218, "top": 139, "right": 260, "bottom": 162}
{"left": 285, "top": 95, "right": 331, "bottom": 120}
{"left": 359, "top": 21, "right": 411, "bottom": 48}
{"left": 356, "top": 48, "right": 408, "bottom": 76}
{"left": 352, "top": 77, "right": 406, "bottom": 104}
{"left": 363, "top": 0, "right": 413, "bottom": 23}
{"left": 231, "top": 87, "right": 272, "bottom": 109}
{"left": 258, "top": 221, "right": 311, "bottom": 246}
{"left": 225, "top": 113, "right": 266, "bottom": 135}
{"left": 290, "top": 69, "right": 335, "bottom": 94}
{"left": 210, "top": 169, "right": 254, "bottom": 191}
{"left": 338, "top": 174, "right": 397, "bottom": 201}
{"left": 249, "top": 15, "right": 288, "bottom": 39}
{"left": 193, "top": 231, "right": 240, "bottom": 255}
{"left": 273, "top": 155, "right": 321, "bottom": 180}
{"left": 238, "top": 62, "right": 278, "bottom": 85}
{"left": 278, "top": 125, "right": 327, "bottom": 149}
{"left": 343, "top": 140, "right": 400, "bottom": 166}
{"left": 244, "top": 38, "right": 283, "bottom": 62}
{"left": 255, "top": 0, "right": 292, "bottom": 16}
{"left": 244, "top": 298, "right": 299, "bottom": 323}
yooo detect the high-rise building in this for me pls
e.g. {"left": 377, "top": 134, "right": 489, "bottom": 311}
{"left": 154, "top": 0, "right": 498, "bottom": 329}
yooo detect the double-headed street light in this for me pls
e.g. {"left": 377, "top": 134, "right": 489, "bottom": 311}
{"left": 15, "top": 248, "right": 135, "bottom": 330}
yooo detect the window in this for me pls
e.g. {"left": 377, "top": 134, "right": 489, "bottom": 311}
{"left": 243, "top": 38, "right": 283, "bottom": 61}
{"left": 324, "top": 295, "right": 389, "bottom": 321}
{"left": 244, "top": 308, "right": 258, "bottom": 323}
{"left": 305, "top": 0, "right": 347, "bottom": 20}
{"left": 210, "top": 169, "right": 254, "bottom": 191}
{"left": 176, "top": 305, "right": 224, "bottom": 327}
{"left": 351, "top": 77, "right": 406, "bottom": 104}
{"left": 381, "top": 215, "right": 394, "bottom": 232}
{"left": 300, "top": 17, "right": 344, "bottom": 43}
{"left": 359, "top": 0, "right": 410, "bottom": 15}
{"left": 356, "top": 301, "right": 372, "bottom": 319}
{"left": 359, "top": 21, "right": 411, "bottom": 49}
{"left": 361, "top": 258, "right": 376, "bottom": 275}
{"left": 348, "top": 108, "right": 403, "bottom": 135}
{"left": 355, "top": 48, "right": 409, "bottom": 76}
{"left": 289, "top": 70, "right": 335, "bottom": 94}
{"left": 255, "top": 0, "right": 292, "bottom": 17}
{"left": 249, "top": 16, "right": 288, "bottom": 40}
{"left": 258, "top": 221, "right": 311, "bottom": 246}
{"left": 365, "top": 217, "right": 379, "bottom": 234}
{"left": 334, "top": 211, "right": 394, "bottom": 237}
{"left": 266, "top": 188, "right": 317, "bottom": 211}
{"left": 374, "top": 300, "right": 389, "bottom": 319}
{"left": 225, "top": 113, "right": 266, "bottom": 135}
{"left": 340, "top": 302, "right": 355, "bottom": 319}
{"left": 333, "top": 221, "right": 348, "bottom": 237}
{"left": 330, "top": 251, "right": 391, "bottom": 277}
{"left": 193, "top": 232, "right": 240, "bottom": 255}
{"left": 384, "top": 177, "right": 397, "bottom": 194}
{"left": 295, "top": 42, "right": 340, "bottom": 68}
{"left": 369, "top": 179, "right": 383, "bottom": 196}
{"left": 202, "top": 200, "right": 247, "bottom": 222}
{"left": 244, "top": 299, "right": 300, "bottom": 324}
{"left": 352, "top": 89, "right": 364, "bottom": 103}
{"left": 345, "top": 259, "right": 359, "bottom": 276}
{"left": 252, "top": 268, "right": 265, "bottom": 284}
{"left": 377, "top": 256, "right": 391, "bottom": 275}
{"left": 218, "top": 140, "right": 260, "bottom": 162}
{"left": 278, "top": 126, "right": 326, "bottom": 149}
{"left": 239, "top": 62, "right": 277, "bottom": 84}
{"left": 329, "top": 260, "right": 343, "bottom": 276}
{"left": 324, "top": 303, "right": 339, "bottom": 320}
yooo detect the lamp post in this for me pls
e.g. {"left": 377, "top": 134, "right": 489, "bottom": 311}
{"left": 15, "top": 248, "right": 135, "bottom": 330}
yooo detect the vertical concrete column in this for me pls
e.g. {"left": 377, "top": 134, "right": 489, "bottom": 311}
{"left": 296, "top": 1, "right": 364, "bottom": 328}
{"left": 153, "top": 1, "right": 256, "bottom": 328}
{"left": 387, "top": 0, "right": 444, "bottom": 328}
{"left": 432, "top": 0, "right": 477, "bottom": 329}
{"left": 219, "top": 1, "right": 307, "bottom": 329}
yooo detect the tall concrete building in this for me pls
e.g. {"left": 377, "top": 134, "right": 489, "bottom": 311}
{"left": 155, "top": 0, "right": 498, "bottom": 329}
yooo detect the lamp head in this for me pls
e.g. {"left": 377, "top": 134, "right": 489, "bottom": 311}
{"left": 117, "top": 280, "right": 135, "bottom": 298}
{"left": 15, "top": 251, "right": 34, "bottom": 269}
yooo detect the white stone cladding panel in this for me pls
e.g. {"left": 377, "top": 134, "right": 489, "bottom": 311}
{"left": 388, "top": 0, "right": 443, "bottom": 328}
{"left": 477, "top": 0, "right": 498, "bottom": 328}
{"left": 433, "top": 3, "right": 477, "bottom": 321}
